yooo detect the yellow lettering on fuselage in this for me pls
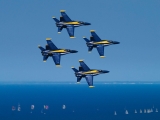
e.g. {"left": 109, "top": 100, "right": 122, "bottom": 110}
{"left": 94, "top": 40, "right": 110, "bottom": 44}
{"left": 65, "top": 22, "right": 80, "bottom": 25}
{"left": 83, "top": 70, "right": 99, "bottom": 74}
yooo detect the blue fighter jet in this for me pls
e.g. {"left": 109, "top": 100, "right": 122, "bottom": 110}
{"left": 52, "top": 10, "right": 91, "bottom": 38}
{"left": 83, "top": 30, "right": 120, "bottom": 58}
{"left": 38, "top": 38, "right": 78, "bottom": 67}
{"left": 71, "top": 60, "right": 109, "bottom": 88}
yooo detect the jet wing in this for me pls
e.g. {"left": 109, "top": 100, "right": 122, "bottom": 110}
{"left": 60, "top": 10, "right": 72, "bottom": 22}
{"left": 46, "top": 38, "right": 58, "bottom": 50}
{"left": 52, "top": 53, "right": 61, "bottom": 66}
{"left": 66, "top": 25, "right": 75, "bottom": 38}
{"left": 85, "top": 75, "right": 94, "bottom": 87}
{"left": 79, "top": 60, "right": 90, "bottom": 71}
{"left": 90, "top": 30, "right": 101, "bottom": 42}
{"left": 97, "top": 45, "right": 105, "bottom": 57}
{"left": 43, "top": 56, "right": 48, "bottom": 62}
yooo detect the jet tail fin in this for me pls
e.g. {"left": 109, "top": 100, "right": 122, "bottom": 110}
{"left": 90, "top": 36, "right": 95, "bottom": 41}
{"left": 79, "top": 66, "right": 84, "bottom": 71}
{"left": 83, "top": 37, "right": 90, "bottom": 42}
{"left": 52, "top": 17, "right": 60, "bottom": 23}
{"left": 71, "top": 67, "right": 79, "bottom": 72}
{"left": 60, "top": 16, "right": 65, "bottom": 22}
{"left": 45, "top": 45, "right": 50, "bottom": 50}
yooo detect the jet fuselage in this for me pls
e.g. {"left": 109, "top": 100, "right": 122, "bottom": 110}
{"left": 41, "top": 49, "right": 77, "bottom": 56}
{"left": 86, "top": 40, "right": 120, "bottom": 48}
{"left": 56, "top": 21, "right": 91, "bottom": 27}
{"left": 75, "top": 69, "right": 109, "bottom": 77}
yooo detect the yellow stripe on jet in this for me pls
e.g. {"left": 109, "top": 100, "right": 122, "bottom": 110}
{"left": 65, "top": 22, "right": 80, "bottom": 25}
{"left": 94, "top": 41, "right": 109, "bottom": 44}
{"left": 83, "top": 70, "right": 99, "bottom": 74}
{"left": 51, "top": 49, "right": 66, "bottom": 53}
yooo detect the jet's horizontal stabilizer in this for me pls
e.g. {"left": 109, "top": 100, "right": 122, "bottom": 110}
{"left": 77, "top": 76, "right": 82, "bottom": 83}
{"left": 88, "top": 46, "right": 93, "bottom": 52}
{"left": 43, "top": 56, "right": 48, "bottom": 62}
{"left": 71, "top": 67, "right": 79, "bottom": 72}
{"left": 38, "top": 45, "right": 45, "bottom": 51}
{"left": 52, "top": 17, "right": 60, "bottom": 23}
{"left": 58, "top": 27, "right": 63, "bottom": 33}
{"left": 83, "top": 37, "right": 90, "bottom": 42}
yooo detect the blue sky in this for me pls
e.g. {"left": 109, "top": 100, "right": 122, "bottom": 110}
{"left": 0, "top": 0, "right": 160, "bottom": 82}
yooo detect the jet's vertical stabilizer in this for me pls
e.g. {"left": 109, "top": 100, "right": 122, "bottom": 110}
{"left": 79, "top": 66, "right": 84, "bottom": 71}
{"left": 60, "top": 16, "right": 65, "bottom": 22}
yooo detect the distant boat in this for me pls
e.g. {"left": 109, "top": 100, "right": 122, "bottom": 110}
{"left": 144, "top": 109, "right": 146, "bottom": 113}
{"left": 12, "top": 106, "right": 16, "bottom": 111}
{"left": 114, "top": 111, "right": 117, "bottom": 115}
{"left": 62, "top": 105, "right": 66, "bottom": 109}
{"left": 140, "top": 109, "right": 142, "bottom": 113}
{"left": 44, "top": 105, "right": 49, "bottom": 110}
{"left": 135, "top": 109, "right": 137, "bottom": 113}
{"left": 31, "top": 105, "right": 34, "bottom": 110}
{"left": 156, "top": 108, "right": 158, "bottom": 112}
{"left": 125, "top": 110, "right": 128, "bottom": 114}
{"left": 17, "top": 104, "right": 21, "bottom": 111}
{"left": 147, "top": 109, "right": 151, "bottom": 113}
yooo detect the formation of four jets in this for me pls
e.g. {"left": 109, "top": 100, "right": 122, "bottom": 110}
{"left": 38, "top": 10, "right": 120, "bottom": 88}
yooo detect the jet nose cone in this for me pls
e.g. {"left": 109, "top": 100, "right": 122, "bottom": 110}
{"left": 71, "top": 50, "right": 78, "bottom": 53}
{"left": 102, "top": 70, "right": 110, "bottom": 73}
{"left": 113, "top": 41, "right": 120, "bottom": 44}
{"left": 84, "top": 22, "right": 91, "bottom": 25}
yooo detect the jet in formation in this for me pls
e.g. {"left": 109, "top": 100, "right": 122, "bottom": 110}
{"left": 52, "top": 10, "right": 91, "bottom": 38}
{"left": 71, "top": 60, "right": 109, "bottom": 88}
{"left": 83, "top": 30, "right": 120, "bottom": 58}
{"left": 38, "top": 38, "right": 78, "bottom": 67}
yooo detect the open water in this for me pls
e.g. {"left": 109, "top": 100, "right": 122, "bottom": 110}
{"left": 0, "top": 83, "right": 160, "bottom": 120}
